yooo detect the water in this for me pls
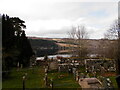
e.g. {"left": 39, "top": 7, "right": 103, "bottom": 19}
{"left": 36, "top": 54, "right": 72, "bottom": 60}
{"left": 36, "top": 54, "right": 98, "bottom": 60}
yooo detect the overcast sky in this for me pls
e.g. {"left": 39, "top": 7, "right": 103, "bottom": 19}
{"left": 0, "top": 0, "right": 119, "bottom": 39}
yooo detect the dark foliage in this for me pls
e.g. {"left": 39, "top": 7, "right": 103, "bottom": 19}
{"left": 29, "top": 39, "right": 58, "bottom": 48}
{"left": 2, "top": 14, "right": 34, "bottom": 78}
{"left": 36, "top": 49, "right": 58, "bottom": 57}
{"left": 29, "top": 39, "right": 59, "bottom": 57}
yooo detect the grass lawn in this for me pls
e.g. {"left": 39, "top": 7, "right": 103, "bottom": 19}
{"left": 47, "top": 71, "right": 81, "bottom": 88}
{"left": 4, "top": 65, "right": 117, "bottom": 88}
{"left": 3, "top": 66, "right": 81, "bottom": 88}
{"left": 2, "top": 66, "right": 45, "bottom": 88}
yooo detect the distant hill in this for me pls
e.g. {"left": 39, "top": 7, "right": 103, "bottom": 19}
{"left": 29, "top": 38, "right": 58, "bottom": 49}
{"left": 28, "top": 36, "right": 117, "bottom": 58}
{"left": 28, "top": 36, "right": 76, "bottom": 48}
{"left": 28, "top": 38, "right": 59, "bottom": 57}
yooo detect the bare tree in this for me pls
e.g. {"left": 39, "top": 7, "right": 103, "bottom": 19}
{"left": 76, "top": 25, "right": 88, "bottom": 59}
{"left": 104, "top": 20, "right": 119, "bottom": 39}
{"left": 67, "top": 26, "right": 77, "bottom": 57}
{"left": 68, "top": 25, "right": 89, "bottom": 63}
{"left": 68, "top": 26, "right": 76, "bottom": 39}
{"left": 104, "top": 19, "right": 120, "bottom": 75}
{"left": 76, "top": 25, "right": 88, "bottom": 39}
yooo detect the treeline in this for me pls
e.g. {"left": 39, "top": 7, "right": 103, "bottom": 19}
{"left": 2, "top": 14, "right": 34, "bottom": 78}
{"left": 29, "top": 39, "right": 59, "bottom": 56}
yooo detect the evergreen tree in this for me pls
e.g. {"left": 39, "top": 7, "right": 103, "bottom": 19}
{"left": 2, "top": 14, "right": 34, "bottom": 78}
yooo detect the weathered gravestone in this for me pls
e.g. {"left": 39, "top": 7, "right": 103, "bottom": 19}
{"left": 45, "top": 67, "right": 48, "bottom": 73}
{"left": 44, "top": 73, "right": 48, "bottom": 86}
{"left": 76, "top": 71, "right": 79, "bottom": 81}
{"left": 49, "top": 61, "right": 58, "bottom": 70}
{"left": 100, "top": 66, "right": 106, "bottom": 75}
{"left": 72, "top": 67, "right": 76, "bottom": 79}
{"left": 58, "top": 66, "right": 61, "bottom": 72}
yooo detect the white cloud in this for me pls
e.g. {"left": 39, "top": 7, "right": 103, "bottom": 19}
{"left": 0, "top": 1, "right": 118, "bottom": 39}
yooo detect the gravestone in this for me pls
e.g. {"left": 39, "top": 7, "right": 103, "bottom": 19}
{"left": 44, "top": 73, "right": 48, "bottom": 86}
{"left": 68, "top": 68, "right": 72, "bottom": 73}
{"left": 100, "top": 66, "right": 105, "bottom": 75}
{"left": 72, "top": 68, "right": 76, "bottom": 79}
{"left": 45, "top": 67, "right": 48, "bottom": 73}
{"left": 76, "top": 71, "right": 79, "bottom": 81}
{"left": 86, "top": 73, "right": 90, "bottom": 78}
{"left": 58, "top": 66, "right": 61, "bottom": 72}
{"left": 49, "top": 61, "right": 58, "bottom": 70}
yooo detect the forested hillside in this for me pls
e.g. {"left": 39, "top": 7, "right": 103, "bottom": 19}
{"left": 29, "top": 39, "right": 59, "bottom": 57}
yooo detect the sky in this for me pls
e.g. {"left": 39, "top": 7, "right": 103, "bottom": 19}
{"left": 0, "top": 0, "right": 119, "bottom": 39}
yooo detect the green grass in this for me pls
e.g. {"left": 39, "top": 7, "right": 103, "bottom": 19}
{"left": 3, "top": 67, "right": 81, "bottom": 88}
{"left": 48, "top": 71, "right": 81, "bottom": 88}
{"left": 109, "top": 76, "right": 118, "bottom": 88}
{"left": 4, "top": 66, "right": 117, "bottom": 88}
{"left": 2, "top": 66, "right": 45, "bottom": 88}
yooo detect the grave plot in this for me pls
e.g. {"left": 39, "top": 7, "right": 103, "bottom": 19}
{"left": 85, "top": 59, "right": 116, "bottom": 75}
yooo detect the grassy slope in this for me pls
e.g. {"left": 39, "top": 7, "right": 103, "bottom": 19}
{"left": 3, "top": 66, "right": 117, "bottom": 88}
{"left": 3, "top": 67, "right": 81, "bottom": 88}
{"left": 3, "top": 66, "right": 45, "bottom": 88}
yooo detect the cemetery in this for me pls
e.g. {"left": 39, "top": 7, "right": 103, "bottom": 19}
{"left": 85, "top": 59, "right": 116, "bottom": 75}
{"left": 35, "top": 55, "right": 118, "bottom": 88}
{"left": 2, "top": 54, "right": 118, "bottom": 89}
